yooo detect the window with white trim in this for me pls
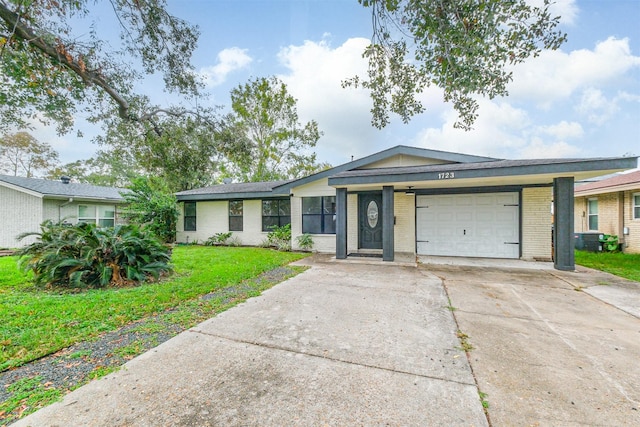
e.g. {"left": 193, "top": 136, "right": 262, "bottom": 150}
{"left": 587, "top": 198, "right": 598, "bottom": 230}
{"left": 78, "top": 205, "right": 115, "bottom": 227}
{"left": 634, "top": 193, "right": 640, "bottom": 220}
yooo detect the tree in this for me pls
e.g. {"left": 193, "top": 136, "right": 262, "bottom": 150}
{"left": 346, "top": 0, "right": 567, "bottom": 130}
{"left": 46, "top": 149, "right": 140, "bottom": 188}
{"left": 0, "top": 0, "right": 202, "bottom": 135}
{"left": 0, "top": 131, "right": 59, "bottom": 177}
{"left": 219, "top": 76, "right": 326, "bottom": 183}
{"left": 95, "top": 106, "right": 222, "bottom": 191}
{"left": 120, "top": 177, "right": 179, "bottom": 243}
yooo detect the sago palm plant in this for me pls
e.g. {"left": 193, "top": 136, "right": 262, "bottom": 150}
{"left": 17, "top": 220, "right": 171, "bottom": 289}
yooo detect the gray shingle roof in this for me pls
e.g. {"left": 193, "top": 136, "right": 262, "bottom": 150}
{"left": 0, "top": 175, "right": 126, "bottom": 201}
{"left": 175, "top": 180, "right": 293, "bottom": 201}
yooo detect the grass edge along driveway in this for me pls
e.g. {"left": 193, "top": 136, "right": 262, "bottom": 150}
{"left": 0, "top": 246, "right": 308, "bottom": 372}
{"left": 575, "top": 250, "right": 640, "bottom": 283}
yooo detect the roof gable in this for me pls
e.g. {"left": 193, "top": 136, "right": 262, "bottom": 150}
{"left": 0, "top": 175, "right": 126, "bottom": 201}
{"left": 273, "top": 145, "right": 498, "bottom": 192}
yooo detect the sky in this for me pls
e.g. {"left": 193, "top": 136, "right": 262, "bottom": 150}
{"left": 31, "top": 0, "right": 640, "bottom": 169}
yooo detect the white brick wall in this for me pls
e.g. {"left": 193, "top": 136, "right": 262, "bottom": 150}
{"left": 347, "top": 193, "right": 358, "bottom": 253}
{"left": 290, "top": 178, "right": 336, "bottom": 252}
{"left": 0, "top": 186, "right": 43, "bottom": 248}
{"left": 521, "top": 187, "right": 553, "bottom": 260}
{"left": 394, "top": 192, "right": 416, "bottom": 253}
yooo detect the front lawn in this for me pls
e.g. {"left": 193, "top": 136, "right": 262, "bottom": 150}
{"left": 0, "top": 246, "right": 307, "bottom": 371}
{"left": 575, "top": 250, "right": 640, "bottom": 282}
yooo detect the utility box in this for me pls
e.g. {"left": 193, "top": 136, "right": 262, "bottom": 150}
{"left": 574, "top": 232, "right": 604, "bottom": 252}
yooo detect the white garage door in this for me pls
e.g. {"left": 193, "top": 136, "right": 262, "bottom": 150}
{"left": 416, "top": 193, "right": 520, "bottom": 258}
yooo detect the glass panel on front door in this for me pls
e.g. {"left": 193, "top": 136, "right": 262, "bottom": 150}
{"left": 367, "top": 200, "right": 379, "bottom": 228}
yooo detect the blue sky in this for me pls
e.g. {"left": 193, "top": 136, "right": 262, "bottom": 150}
{"left": 36, "top": 0, "right": 640, "bottom": 168}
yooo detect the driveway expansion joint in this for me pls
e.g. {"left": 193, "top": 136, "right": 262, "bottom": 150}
{"left": 189, "top": 329, "right": 476, "bottom": 388}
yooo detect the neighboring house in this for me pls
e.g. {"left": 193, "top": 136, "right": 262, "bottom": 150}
{"left": 0, "top": 175, "right": 126, "bottom": 248}
{"left": 574, "top": 169, "right": 640, "bottom": 253}
{"left": 176, "top": 145, "right": 637, "bottom": 271}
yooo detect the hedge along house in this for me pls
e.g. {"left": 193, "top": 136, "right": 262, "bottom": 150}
{"left": 175, "top": 146, "right": 637, "bottom": 271}
{"left": 574, "top": 169, "right": 640, "bottom": 253}
{"left": 0, "top": 174, "right": 127, "bottom": 248}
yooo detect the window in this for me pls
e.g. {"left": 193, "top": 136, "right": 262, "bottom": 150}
{"left": 229, "top": 200, "right": 243, "bottom": 231}
{"left": 184, "top": 202, "right": 196, "bottom": 231}
{"left": 78, "top": 205, "right": 115, "bottom": 227}
{"left": 302, "top": 196, "right": 336, "bottom": 234}
{"left": 262, "top": 199, "right": 291, "bottom": 231}
{"left": 587, "top": 198, "right": 598, "bottom": 230}
{"left": 634, "top": 193, "right": 640, "bottom": 220}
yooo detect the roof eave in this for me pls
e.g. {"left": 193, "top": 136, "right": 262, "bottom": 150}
{"left": 176, "top": 191, "right": 289, "bottom": 201}
{"left": 328, "top": 157, "right": 638, "bottom": 186}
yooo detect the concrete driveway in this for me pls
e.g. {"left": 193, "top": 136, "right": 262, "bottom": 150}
{"left": 14, "top": 256, "right": 487, "bottom": 427}
{"left": 14, "top": 255, "right": 640, "bottom": 426}
{"left": 427, "top": 260, "right": 640, "bottom": 426}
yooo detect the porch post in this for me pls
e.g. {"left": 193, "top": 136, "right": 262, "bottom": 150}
{"left": 336, "top": 187, "right": 347, "bottom": 259}
{"left": 553, "top": 177, "right": 575, "bottom": 271}
{"left": 382, "top": 186, "right": 394, "bottom": 261}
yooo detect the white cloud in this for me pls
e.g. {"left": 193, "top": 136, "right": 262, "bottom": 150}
{"left": 412, "top": 99, "right": 584, "bottom": 159}
{"left": 411, "top": 100, "right": 530, "bottom": 158}
{"left": 527, "top": 0, "right": 578, "bottom": 26}
{"left": 200, "top": 47, "right": 253, "bottom": 87}
{"left": 276, "top": 37, "right": 383, "bottom": 164}
{"left": 518, "top": 137, "right": 581, "bottom": 158}
{"left": 536, "top": 120, "right": 584, "bottom": 139}
{"left": 576, "top": 88, "right": 619, "bottom": 125}
{"left": 509, "top": 37, "right": 640, "bottom": 105}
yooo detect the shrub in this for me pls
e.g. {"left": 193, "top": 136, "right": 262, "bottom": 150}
{"left": 120, "top": 177, "right": 179, "bottom": 243}
{"left": 265, "top": 224, "right": 291, "bottom": 251}
{"left": 16, "top": 221, "right": 172, "bottom": 289}
{"left": 296, "top": 233, "right": 314, "bottom": 252}
{"left": 204, "top": 232, "right": 233, "bottom": 246}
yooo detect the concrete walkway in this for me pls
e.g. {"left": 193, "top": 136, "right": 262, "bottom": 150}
{"left": 14, "top": 256, "right": 488, "bottom": 426}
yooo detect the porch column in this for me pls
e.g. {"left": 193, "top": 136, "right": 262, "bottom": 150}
{"left": 336, "top": 187, "right": 347, "bottom": 259}
{"left": 382, "top": 186, "right": 394, "bottom": 261}
{"left": 553, "top": 177, "right": 575, "bottom": 271}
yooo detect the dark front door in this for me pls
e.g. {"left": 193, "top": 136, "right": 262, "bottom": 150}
{"left": 359, "top": 193, "right": 383, "bottom": 249}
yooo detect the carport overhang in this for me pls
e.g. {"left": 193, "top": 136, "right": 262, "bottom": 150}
{"left": 329, "top": 156, "right": 639, "bottom": 271}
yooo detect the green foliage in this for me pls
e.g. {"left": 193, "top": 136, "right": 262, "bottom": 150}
{"left": 218, "top": 76, "right": 326, "bottom": 182}
{"left": 264, "top": 223, "right": 292, "bottom": 251}
{"left": 95, "top": 110, "right": 222, "bottom": 191}
{"left": 46, "top": 148, "right": 139, "bottom": 188}
{"left": 347, "top": 0, "right": 567, "bottom": 130}
{"left": 121, "top": 177, "right": 179, "bottom": 243}
{"left": 0, "top": 0, "right": 201, "bottom": 134}
{"left": 0, "top": 246, "right": 307, "bottom": 371}
{"left": 599, "top": 235, "right": 620, "bottom": 252}
{"left": 296, "top": 233, "right": 314, "bottom": 252}
{"left": 204, "top": 232, "right": 234, "bottom": 246}
{"left": 0, "top": 132, "right": 59, "bottom": 177}
{"left": 16, "top": 220, "right": 171, "bottom": 289}
{"left": 575, "top": 250, "right": 640, "bottom": 283}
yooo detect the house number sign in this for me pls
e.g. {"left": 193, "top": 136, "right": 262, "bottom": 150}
{"left": 437, "top": 172, "right": 455, "bottom": 179}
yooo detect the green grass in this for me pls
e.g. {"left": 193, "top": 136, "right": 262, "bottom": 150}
{"left": 575, "top": 250, "right": 640, "bottom": 282}
{"left": 0, "top": 246, "right": 306, "bottom": 371}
